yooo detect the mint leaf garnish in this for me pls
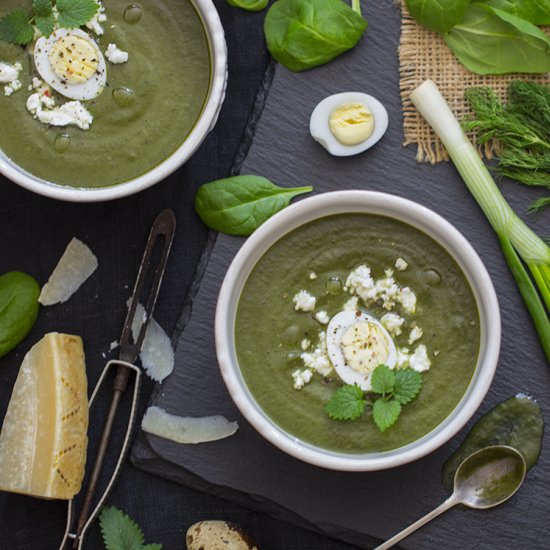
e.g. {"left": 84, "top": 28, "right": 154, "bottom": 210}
{"left": 56, "top": 0, "right": 99, "bottom": 28}
{"left": 370, "top": 364, "right": 395, "bottom": 395}
{"left": 393, "top": 368, "right": 423, "bottom": 405}
{"left": 372, "top": 399, "right": 401, "bottom": 432}
{"left": 0, "top": 10, "right": 34, "bottom": 45}
{"left": 325, "top": 383, "right": 366, "bottom": 420}
{"left": 32, "top": 0, "right": 54, "bottom": 17}
{"left": 100, "top": 506, "right": 163, "bottom": 550}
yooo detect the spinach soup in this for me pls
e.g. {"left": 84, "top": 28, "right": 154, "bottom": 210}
{"left": 235, "top": 214, "right": 481, "bottom": 453}
{"left": 0, "top": 0, "right": 210, "bottom": 188}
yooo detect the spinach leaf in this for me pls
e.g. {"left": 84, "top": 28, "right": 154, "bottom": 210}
{"left": 0, "top": 272, "right": 40, "bottom": 358}
{"left": 444, "top": 3, "right": 550, "bottom": 74}
{"left": 227, "top": 0, "right": 268, "bottom": 12}
{"left": 264, "top": 0, "right": 367, "bottom": 72}
{"left": 405, "top": 0, "right": 471, "bottom": 33}
{"left": 480, "top": 0, "right": 550, "bottom": 25}
{"left": 194, "top": 175, "right": 313, "bottom": 236}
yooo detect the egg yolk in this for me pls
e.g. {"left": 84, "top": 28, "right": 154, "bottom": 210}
{"left": 329, "top": 102, "right": 374, "bottom": 146}
{"left": 48, "top": 36, "right": 99, "bottom": 85}
{"left": 341, "top": 320, "right": 390, "bottom": 374}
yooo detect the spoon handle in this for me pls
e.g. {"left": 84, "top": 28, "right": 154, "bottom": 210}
{"left": 374, "top": 494, "right": 460, "bottom": 550}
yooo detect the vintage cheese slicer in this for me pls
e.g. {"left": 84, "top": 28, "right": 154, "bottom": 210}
{"left": 59, "top": 208, "right": 176, "bottom": 550}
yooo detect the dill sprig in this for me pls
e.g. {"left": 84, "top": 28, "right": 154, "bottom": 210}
{"left": 463, "top": 81, "right": 550, "bottom": 211}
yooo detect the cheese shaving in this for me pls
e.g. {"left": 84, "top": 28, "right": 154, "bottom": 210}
{"left": 39, "top": 238, "right": 98, "bottom": 306}
{"left": 141, "top": 406, "right": 238, "bottom": 444}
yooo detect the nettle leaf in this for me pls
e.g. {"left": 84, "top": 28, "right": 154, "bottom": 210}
{"left": 99, "top": 507, "right": 145, "bottom": 550}
{"left": 0, "top": 10, "right": 35, "bottom": 45}
{"left": 56, "top": 0, "right": 100, "bottom": 29}
{"left": 264, "top": 0, "right": 367, "bottom": 71}
{"left": 372, "top": 399, "right": 401, "bottom": 432}
{"left": 325, "top": 384, "right": 366, "bottom": 421}
{"left": 370, "top": 364, "right": 395, "bottom": 395}
{"left": 35, "top": 14, "right": 56, "bottom": 36}
{"left": 194, "top": 175, "right": 313, "bottom": 236}
{"left": 393, "top": 368, "right": 423, "bottom": 405}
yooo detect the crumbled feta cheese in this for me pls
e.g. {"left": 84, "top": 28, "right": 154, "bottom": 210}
{"left": 410, "top": 344, "right": 431, "bottom": 372}
{"left": 345, "top": 265, "right": 377, "bottom": 303}
{"left": 301, "top": 332, "right": 332, "bottom": 376}
{"left": 1, "top": 62, "right": 22, "bottom": 96}
{"left": 32, "top": 77, "right": 43, "bottom": 90}
{"left": 408, "top": 325, "right": 423, "bottom": 345}
{"left": 314, "top": 310, "right": 330, "bottom": 324}
{"left": 375, "top": 274, "right": 400, "bottom": 310}
{"left": 381, "top": 312, "right": 405, "bottom": 336}
{"left": 105, "top": 43, "right": 129, "bottom": 64}
{"left": 27, "top": 92, "right": 93, "bottom": 130}
{"left": 308, "top": 271, "right": 317, "bottom": 280}
{"left": 395, "top": 257, "right": 408, "bottom": 271}
{"left": 396, "top": 347, "right": 410, "bottom": 368}
{"left": 292, "top": 369, "right": 313, "bottom": 390}
{"left": 343, "top": 296, "right": 359, "bottom": 311}
{"left": 292, "top": 290, "right": 316, "bottom": 312}
{"left": 301, "top": 338, "right": 311, "bottom": 351}
{"left": 399, "top": 287, "right": 417, "bottom": 314}
{"left": 86, "top": 1, "right": 107, "bottom": 35}
{"left": 109, "top": 340, "right": 119, "bottom": 351}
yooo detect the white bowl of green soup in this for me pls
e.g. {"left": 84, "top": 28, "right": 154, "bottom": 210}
{"left": 0, "top": 0, "right": 226, "bottom": 201}
{"left": 216, "top": 191, "right": 500, "bottom": 471}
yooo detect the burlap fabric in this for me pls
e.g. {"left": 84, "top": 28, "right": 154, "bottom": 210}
{"left": 399, "top": 0, "right": 550, "bottom": 163}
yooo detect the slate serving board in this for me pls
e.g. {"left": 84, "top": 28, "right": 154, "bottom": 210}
{"left": 132, "top": 2, "right": 550, "bottom": 548}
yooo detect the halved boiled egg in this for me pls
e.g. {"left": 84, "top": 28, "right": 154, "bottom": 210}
{"left": 326, "top": 310, "right": 396, "bottom": 391}
{"left": 34, "top": 28, "right": 107, "bottom": 101}
{"left": 310, "top": 92, "right": 388, "bottom": 157}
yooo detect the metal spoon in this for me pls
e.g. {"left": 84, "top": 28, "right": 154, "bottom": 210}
{"left": 375, "top": 445, "right": 526, "bottom": 550}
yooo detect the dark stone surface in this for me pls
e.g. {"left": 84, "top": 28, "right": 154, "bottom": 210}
{"left": 134, "top": 1, "right": 550, "bottom": 549}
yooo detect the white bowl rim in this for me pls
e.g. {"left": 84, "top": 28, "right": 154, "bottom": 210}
{"left": 215, "top": 190, "right": 501, "bottom": 472}
{"left": 0, "top": 0, "right": 227, "bottom": 202}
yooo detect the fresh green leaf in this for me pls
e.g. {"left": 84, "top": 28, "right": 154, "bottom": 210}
{"left": 0, "top": 10, "right": 35, "bottom": 45}
{"left": 32, "top": 0, "right": 54, "bottom": 17}
{"left": 56, "top": 0, "right": 100, "bottom": 28}
{"left": 0, "top": 272, "right": 40, "bottom": 359}
{"left": 228, "top": 0, "right": 268, "bottom": 11}
{"left": 444, "top": 3, "right": 550, "bottom": 75}
{"left": 100, "top": 507, "right": 145, "bottom": 550}
{"left": 406, "top": 0, "right": 471, "bottom": 33}
{"left": 393, "top": 368, "right": 423, "bottom": 405}
{"left": 479, "top": 0, "right": 550, "bottom": 25}
{"left": 370, "top": 364, "right": 395, "bottom": 395}
{"left": 141, "top": 546, "right": 163, "bottom": 550}
{"left": 325, "top": 384, "right": 366, "bottom": 420}
{"left": 264, "top": 0, "right": 368, "bottom": 72}
{"left": 194, "top": 175, "right": 313, "bottom": 236}
{"left": 372, "top": 399, "right": 401, "bottom": 432}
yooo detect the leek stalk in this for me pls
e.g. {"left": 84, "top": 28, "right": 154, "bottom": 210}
{"left": 411, "top": 80, "right": 550, "bottom": 362}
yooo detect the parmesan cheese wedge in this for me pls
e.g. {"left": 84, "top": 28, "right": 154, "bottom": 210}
{"left": 0, "top": 333, "right": 88, "bottom": 499}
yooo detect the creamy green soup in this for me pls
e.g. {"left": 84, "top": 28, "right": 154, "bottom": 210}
{"left": 0, "top": 0, "right": 210, "bottom": 188}
{"left": 235, "top": 214, "right": 481, "bottom": 454}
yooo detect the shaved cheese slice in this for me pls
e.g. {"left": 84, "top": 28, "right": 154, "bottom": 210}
{"left": 131, "top": 303, "right": 174, "bottom": 382}
{"left": 39, "top": 238, "right": 98, "bottom": 305}
{"left": 0, "top": 333, "right": 88, "bottom": 499}
{"left": 142, "top": 406, "right": 238, "bottom": 444}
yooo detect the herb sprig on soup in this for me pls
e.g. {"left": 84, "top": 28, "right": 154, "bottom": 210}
{"left": 235, "top": 214, "right": 481, "bottom": 454}
{"left": 0, "top": 0, "right": 210, "bottom": 187}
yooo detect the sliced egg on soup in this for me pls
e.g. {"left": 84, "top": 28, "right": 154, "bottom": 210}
{"left": 326, "top": 310, "right": 396, "bottom": 391}
{"left": 34, "top": 28, "right": 107, "bottom": 101}
{"left": 310, "top": 92, "right": 388, "bottom": 157}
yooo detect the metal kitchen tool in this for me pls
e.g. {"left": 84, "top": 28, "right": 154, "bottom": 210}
{"left": 59, "top": 208, "right": 176, "bottom": 549}
{"left": 375, "top": 445, "right": 527, "bottom": 550}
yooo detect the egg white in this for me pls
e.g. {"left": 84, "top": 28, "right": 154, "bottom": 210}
{"left": 34, "top": 28, "right": 107, "bottom": 101}
{"left": 326, "top": 310, "right": 397, "bottom": 391}
{"left": 310, "top": 92, "right": 389, "bottom": 157}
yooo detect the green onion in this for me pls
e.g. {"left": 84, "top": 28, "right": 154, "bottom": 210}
{"left": 410, "top": 80, "right": 550, "bottom": 362}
